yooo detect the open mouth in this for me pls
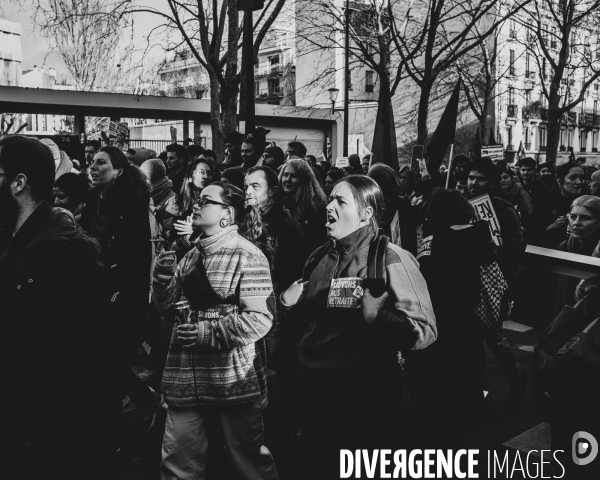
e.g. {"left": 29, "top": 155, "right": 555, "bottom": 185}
{"left": 326, "top": 213, "right": 336, "bottom": 227}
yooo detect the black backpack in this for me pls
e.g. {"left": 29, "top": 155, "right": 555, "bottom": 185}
{"left": 301, "top": 234, "right": 390, "bottom": 298}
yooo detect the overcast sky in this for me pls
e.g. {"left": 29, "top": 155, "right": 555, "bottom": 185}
{"left": 2, "top": 0, "right": 167, "bottom": 79}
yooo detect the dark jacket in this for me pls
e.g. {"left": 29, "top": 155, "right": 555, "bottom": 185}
{"left": 79, "top": 168, "right": 151, "bottom": 347}
{"left": 262, "top": 201, "right": 308, "bottom": 295}
{"left": 522, "top": 179, "right": 549, "bottom": 210}
{"left": 0, "top": 203, "right": 115, "bottom": 407}
{"left": 284, "top": 226, "right": 437, "bottom": 370}
{"left": 168, "top": 164, "right": 187, "bottom": 197}
{"left": 531, "top": 187, "right": 577, "bottom": 248}
{"left": 379, "top": 196, "right": 418, "bottom": 256}
{"left": 489, "top": 195, "right": 523, "bottom": 288}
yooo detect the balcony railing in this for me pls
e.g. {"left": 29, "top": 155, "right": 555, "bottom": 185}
{"left": 255, "top": 63, "right": 283, "bottom": 76}
{"left": 523, "top": 103, "right": 541, "bottom": 119}
{"left": 580, "top": 112, "right": 595, "bottom": 126}
{"left": 257, "top": 87, "right": 283, "bottom": 98}
{"left": 526, "top": 70, "right": 536, "bottom": 80}
{"left": 581, "top": 147, "right": 587, "bottom": 152}
{"left": 541, "top": 108, "right": 549, "bottom": 120}
{"left": 507, "top": 144, "right": 515, "bottom": 151}
{"left": 540, "top": 145, "right": 547, "bottom": 151}
{"left": 525, "top": 142, "right": 532, "bottom": 150}
{"left": 509, "top": 30, "right": 517, "bottom": 40}
{"left": 564, "top": 111, "right": 577, "bottom": 123}
{"left": 507, "top": 104, "right": 518, "bottom": 117}
{"left": 568, "top": 146, "right": 574, "bottom": 152}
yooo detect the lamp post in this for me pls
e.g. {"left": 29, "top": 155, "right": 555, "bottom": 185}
{"left": 328, "top": 88, "right": 340, "bottom": 114}
{"left": 343, "top": 0, "right": 350, "bottom": 156}
{"left": 237, "top": 0, "right": 265, "bottom": 136}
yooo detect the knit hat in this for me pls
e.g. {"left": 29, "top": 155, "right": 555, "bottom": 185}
{"left": 263, "top": 146, "right": 285, "bottom": 168}
{"left": 224, "top": 131, "right": 245, "bottom": 146}
{"left": 220, "top": 167, "right": 245, "bottom": 191}
{"left": 131, "top": 147, "right": 157, "bottom": 167}
{"left": 40, "top": 138, "right": 61, "bottom": 169}
{"left": 140, "top": 158, "right": 167, "bottom": 184}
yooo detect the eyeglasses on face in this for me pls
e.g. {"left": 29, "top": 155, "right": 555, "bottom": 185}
{"left": 194, "top": 197, "right": 228, "bottom": 208}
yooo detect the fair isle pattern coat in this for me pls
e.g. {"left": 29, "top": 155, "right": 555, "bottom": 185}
{"left": 152, "top": 225, "right": 275, "bottom": 407}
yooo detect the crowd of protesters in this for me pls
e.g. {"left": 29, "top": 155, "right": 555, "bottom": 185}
{"left": 1, "top": 130, "right": 599, "bottom": 480}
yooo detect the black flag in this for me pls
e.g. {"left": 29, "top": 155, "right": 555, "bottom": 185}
{"left": 426, "top": 79, "right": 461, "bottom": 175}
{"left": 488, "top": 127, "right": 496, "bottom": 145}
{"left": 470, "top": 127, "right": 482, "bottom": 161}
{"left": 371, "top": 74, "right": 398, "bottom": 170}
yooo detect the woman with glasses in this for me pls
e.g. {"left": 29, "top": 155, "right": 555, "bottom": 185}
{"left": 153, "top": 181, "right": 278, "bottom": 480}
{"left": 171, "top": 157, "right": 216, "bottom": 260}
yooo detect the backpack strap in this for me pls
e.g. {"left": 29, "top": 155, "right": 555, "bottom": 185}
{"left": 302, "top": 242, "right": 332, "bottom": 282}
{"left": 366, "top": 235, "right": 389, "bottom": 297}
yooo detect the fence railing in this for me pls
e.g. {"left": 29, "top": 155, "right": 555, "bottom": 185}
{"left": 129, "top": 140, "right": 173, "bottom": 152}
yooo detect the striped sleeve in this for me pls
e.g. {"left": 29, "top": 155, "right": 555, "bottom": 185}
{"left": 152, "top": 252, "right": 183, "bottom": 313}
{"left": 197, "top": 249, "right": 275, "bottom": 350}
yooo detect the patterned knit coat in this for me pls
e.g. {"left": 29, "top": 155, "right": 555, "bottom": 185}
{"left": 152, "top": 225, "right": 275, "bottom": 407}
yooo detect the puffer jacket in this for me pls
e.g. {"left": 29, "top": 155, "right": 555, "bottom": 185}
{"left": 152, "top": 225, "right": 276, "bottom": 407}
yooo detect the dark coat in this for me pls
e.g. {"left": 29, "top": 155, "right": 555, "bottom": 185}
{"left": 490, "top": 195, "right": 524, "bottom": 288}
{"left": 79, "top": 167, "right": 151, "bottom": 349}
{"left": 0, "top": 203, "right": 119, "bottom": 477}
{"left": 262, "top": 201, "right": 308, "bottom": 295}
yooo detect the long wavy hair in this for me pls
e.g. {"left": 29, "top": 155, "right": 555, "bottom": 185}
{"left": 278, "top": 158, "right": 327, "bottom": 223}
{"left": 179, "top": 157, "right": 215, "bottom": 215}
{"left": 212, "top": 181, "right": 274, "bottom": 267}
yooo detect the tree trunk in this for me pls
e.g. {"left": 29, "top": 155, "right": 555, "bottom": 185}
{"left": 209, "top": 73, "right": 224, "bottom": 161}
{"left": 546, "top": 95, "right": 562, "bottom": 164}
{"left": 416, "top": 80, "right": 433, "bottom": 145}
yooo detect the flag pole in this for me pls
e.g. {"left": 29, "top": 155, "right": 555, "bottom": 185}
{"left": 445, "top": 144, "right": 454, "bottom": 189}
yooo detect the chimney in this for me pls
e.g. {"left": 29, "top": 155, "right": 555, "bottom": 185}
{"left": 33, "top": 65, "right": 38, "bottom": 71}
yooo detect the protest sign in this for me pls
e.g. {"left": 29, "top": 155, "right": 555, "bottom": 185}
{"left": 469, "top": 194, "right": 502, "bottom": 246}
{"left": 327, "top": 277, "right": 364, "bottom": 308}
{"left": 170, "top": 126, "right": 177, "bottom": 143}
{"left": 335, "top": 157, "right": 349, "bottom": 168}
{"left": 481, "top": 145, "right": 504, "bottom": 160}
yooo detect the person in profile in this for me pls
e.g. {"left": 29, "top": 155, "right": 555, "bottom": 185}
{"left": 0, "top": 135, "right": 119, "bottom": 479}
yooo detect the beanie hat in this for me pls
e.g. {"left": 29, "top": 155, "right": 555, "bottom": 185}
{"left": 264, "top": 146, "right": 285, "bottom": 167}
{"left": 131, "top": 147, "right": 157, "bottom": 167}
{"left": 224, "top": 131, "right": 245, "bottom": 146}
{"left": 40, "top": 138, "right": 61, "bottom": 170}
{"left": 220, "top": 167, "right": 245, "bottom": 192}
{"left": 140, "top": 158, "right": 167, "bottom": 183}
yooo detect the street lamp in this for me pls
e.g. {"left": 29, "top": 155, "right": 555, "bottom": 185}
{"left": 328, "top": 88, "right": 340, "bottom": 114}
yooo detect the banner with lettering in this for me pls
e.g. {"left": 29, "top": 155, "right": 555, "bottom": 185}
{"left": 469, "top": 194, "right": 502, "bottom": 246}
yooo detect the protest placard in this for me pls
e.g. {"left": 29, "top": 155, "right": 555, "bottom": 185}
{"left": 469, "top": 194, "right": 502, "bottom": 246}
{"left": 481, "top": 145, "right": 504, "bottom": 160}
{"left": 335, "top": 157, "right": 349, "bottom": 168}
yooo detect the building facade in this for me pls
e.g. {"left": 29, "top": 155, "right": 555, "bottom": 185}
{"left": 494, "top": 5, "right": 600, "bottom": 164}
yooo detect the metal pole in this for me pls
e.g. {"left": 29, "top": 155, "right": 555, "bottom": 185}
{"left": 239, "top": 9, "right": 256, "bottom": 135}
{"left": 343, "top": 0, "right": 350, "bottom": 156}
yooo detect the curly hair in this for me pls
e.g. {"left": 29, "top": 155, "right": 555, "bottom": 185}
{"left": 212, "top": 181, "right": 274, "bottom": 267}
{"left": 279, "top": 158, "right": 327, "bottom": 224}
{"left": 179, "top": 157, "right": 216, "bottom": 215}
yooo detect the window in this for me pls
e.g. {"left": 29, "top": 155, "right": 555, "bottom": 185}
{"left": 366, "top": 71, "right": 374, "bottom": 92}
{"left": 268, "top": 78, "right": 280, "bottom": 96}
{"left": 594, "top": 100, "right": 598, "bottom": 114}
{"left": 568, "top": 130, "right": 573, "bottom": 148}
{"left": 269, "top": 55, "right": 280, "bottom": 66}
{"left": 525, "top": 54, "right": 531, "bottom": 76}
{"left": 509, "top": 50, "right": 516, "bottom": 76}
{"left": 540, "top": 127, "right": 547, "bottom": 147}
{"left": 509, "top": 86, "right": 515, "bottom": 104}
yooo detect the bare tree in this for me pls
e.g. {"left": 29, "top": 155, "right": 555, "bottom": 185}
{"left": 32, "top": 0, "right": 132, "bottom": 91}
{"left": 517, "top": 0, "right": 600, "bottom": 163}
{"left": 397, "top": 0, "right": 532, "bottom": 146}
{"left": 457, "top": 14, "right": 523, "bottom": 144}
{"left": 120, "top": 0, "right": 288, "bottom": 159}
